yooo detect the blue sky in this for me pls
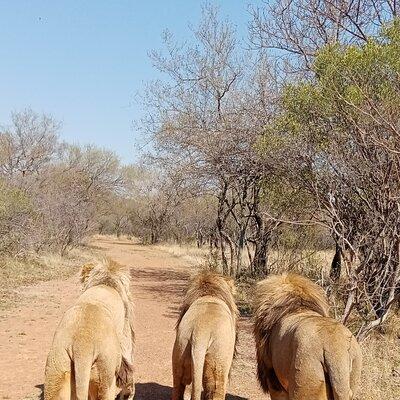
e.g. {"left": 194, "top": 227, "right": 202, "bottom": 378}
{"left": 0, "top": 1, "right": 257, "bottom": 164}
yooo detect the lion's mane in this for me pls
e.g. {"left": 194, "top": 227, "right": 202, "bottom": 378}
{"left": 177, "top": 271, "right": 239, "bottom": 329}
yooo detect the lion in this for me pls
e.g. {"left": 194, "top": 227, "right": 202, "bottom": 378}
{"left": 44, "top": 258, "right": 135, "bottom": 400}
{"left": 253, "top": 273, "right": 362, "bottom": 400}
{"left": 172, "top": 271, "right": 238, "bottom": 400}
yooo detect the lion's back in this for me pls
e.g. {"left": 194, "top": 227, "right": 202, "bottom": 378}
{"left": 51, "top": 302, "right": 118, "bottom": 351}
{"left": 176, "top": 296, "right": 235, "bottom": 359}
{"left": 181, "top": 296, "right": 234, "bottom": 330}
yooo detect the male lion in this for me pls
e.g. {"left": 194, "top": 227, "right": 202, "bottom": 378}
{"left": 253, "top": 273, "right": 362, "bottom": 400}
{"left": 44, "top": 259, "right": 135, "bottom": 400}
{"left": 172, "top": 271, "right": 238, "bottom": 400}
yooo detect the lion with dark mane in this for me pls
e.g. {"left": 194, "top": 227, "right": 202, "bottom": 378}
{"left": 44, "top": 258, "right": 135, "bottom": 400}
{"left": 172, "top": 271, "right": 238, "bottom": 400}
{"left": 253, "top": 273, "right": 362, "bottom": 400}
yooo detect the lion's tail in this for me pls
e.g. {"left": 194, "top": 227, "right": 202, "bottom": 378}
{"left": 191, "top": 339, "right": 208, "bottom": 400}
{"left": 73, "top": 353, "right": 92, "bottom": 400}
{"left": 255, "top": 337, "right": 270, "bottom": 393}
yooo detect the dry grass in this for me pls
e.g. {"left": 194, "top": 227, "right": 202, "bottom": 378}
{"left": 267, "top": 249, "right": 334, "bottom": 281}
{"left": 356, "top": 317, "right": 400, "bottom": 400}
{"left": 5, "top": 238, "right": 399, "bottom": 398}
{"left": 0, "top": 247, "right": 93, "bottom": 310}
{"left": 153, "top": 242, "right": 334, "bottom": 278}
{"left": 235, "top": 255, "right": 399, "bottom": 399}
{"left": 152, "top": 242, "right": 208, "bottom": 265}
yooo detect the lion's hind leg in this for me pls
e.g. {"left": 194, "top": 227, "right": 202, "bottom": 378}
{"left": 96, "top": 371, "right": 118, "bottom": 400}
{"left": 289, "top": 359, "right": 328, "bottom": 400}
{"left": 92, "top": 348, "right": 121, "bottom": 400}
{"left": 44, "top": 370, "right": 71, "bottom": 400}
{"left": 44, "top": 350, "right": 72, "bottom": 400}
{"left": 172, "top": 342, "right": 190, "bottom": 400}
{"left": 202, "top": 354, "right": 228, "bottom": 400}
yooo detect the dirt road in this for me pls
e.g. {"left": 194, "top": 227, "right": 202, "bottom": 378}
{"left": 0, "top": 237, "right": 264, "bottom": 400}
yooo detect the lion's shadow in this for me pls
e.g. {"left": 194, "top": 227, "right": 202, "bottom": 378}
{"left": 34, "top": 382, "right": 247, "bottom": 400}
{"left": 134, "top": 382, "right": 247, "bottom": 400}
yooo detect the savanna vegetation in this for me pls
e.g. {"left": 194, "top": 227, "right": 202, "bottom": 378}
{"left": 135, "top": 0, "right": 400, "bottom": 341}
{"left": 2, "top": 0, "right": 399, "bottom": 337}
{"left": 1, "top": 1, "right": 399, "bottom": 398}
{"left": 136, "top": 2, "right": 399, "bottom": 397}
{"left": 0, "top": 109, "right": 125, "bottom": 307}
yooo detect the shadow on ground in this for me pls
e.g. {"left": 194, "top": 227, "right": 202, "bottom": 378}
{"left": 134, "top": 382, "right": 247, "bottom": 400}
{"left": 131, "top": 267, "right": 188, "bottom": 295}
{"left": 35, "top": 382, "right": 247, "bottom": 400}
{"left": 131, "top": 266, "right": 189, "bottom": 320}
{"left": 130, "top": 267, "right": 189, "bottom": 283}
{"left": 134, "top": 382, "right": 171, "bottom": 399}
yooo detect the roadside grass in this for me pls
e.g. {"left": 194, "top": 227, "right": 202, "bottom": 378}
{"left": 0, "top": 247, "right": 93, "bottom": 311}
{"left": 357, "top": 316, "right": 400, "bottom": 400}
{"left": 152, "top": 242, "right": 208, "bottom": 266}
{"left": 153, "top": 241, "right": 399, "bottom": 399}
{"left": 7, "top": 237, "right": 398, "bottom": 399}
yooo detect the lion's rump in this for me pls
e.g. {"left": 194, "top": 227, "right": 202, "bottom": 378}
{"left": 177, "top": 271, "right": 238, "bottom": 327}
{"left": 253, "top": 273, "right": 362, "bottom": 398}
{"left": 172, "top": 271, "right": 238, "bottom": 400}
{"left": 44, "top": 258, "right": 135, "bottom": 400}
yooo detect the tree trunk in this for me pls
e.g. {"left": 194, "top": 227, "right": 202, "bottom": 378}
{"left": 216, "top": 184, "right": 229, "bottom": 274}
{"left": 330, "top": 242, "right": 342, "bottom": 281}
{"left": 196, "top": 230, "right": 204, "bottom": 248}
{"left": 150, "top": 230, "right": 159, "bottom": 244}
{"left": 251, "top": 182, "right": 272, "bottom": 277}
{"left": 252, "top": 230, "right": 271, "bottom": 276}
{"left": 235, "top": 228, "right": 246, "bottom": 277}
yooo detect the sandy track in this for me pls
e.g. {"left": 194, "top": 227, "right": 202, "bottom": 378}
{"left": 0, "top": 237, "right": 264, "bottom": 399}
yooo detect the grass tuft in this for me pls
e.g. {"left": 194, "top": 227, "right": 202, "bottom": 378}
{"left": 0, "top": 247, "right": 93, "bottom": 310}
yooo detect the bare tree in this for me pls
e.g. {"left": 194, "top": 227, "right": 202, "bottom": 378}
{"left": 261, "top": 21, "right": 400, "bottom": 337}
{"left": 0, "top": 109, "right": 60, "bottom": 177}
{"left": 141, "top": 5, "right": 279, "bottom": 276}
{"left": 0, "top": 111, "right": 124, "bottom": 256}
{"left": 126, "top": 169, "right": 179, "bottom": 244}
{"left": 250, "top": 0, "right": 399, "bottom": 74}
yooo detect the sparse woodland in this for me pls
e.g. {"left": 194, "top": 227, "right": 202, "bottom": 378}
{"left": 0, "top": 109, "right": 123, "bottom": 256}
{"left": 1, "top": 0, "right": 400, "bottom": 345}
{"left": 137, "top": 0, "right": 400, "bottom": 341}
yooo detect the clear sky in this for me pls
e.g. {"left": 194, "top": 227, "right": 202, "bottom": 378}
{"left": 0, "top": 1, "right": 257, "bottom": 164}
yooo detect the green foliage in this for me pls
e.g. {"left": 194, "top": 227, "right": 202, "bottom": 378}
{"left": 261, "top": 21, "right": 400, "bottom": 333}
{"left": 263, "top": 20, "right": 400, "bottom": 152}
{"left": 0, "top": 180, "right": 32, "bottom": 220}
{"left": 0, "top": 180, "right": 34, "bottom": 253}
{"left": 317, "top": 22, "right": 398, "bottom": 118}
{"left": 260, "top": 20, "right": 400, "bottom": 198}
